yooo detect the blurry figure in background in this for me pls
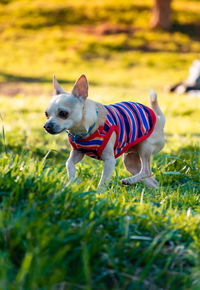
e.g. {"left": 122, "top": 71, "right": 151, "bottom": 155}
{"left": 167, "top": 60, "right": 200, "bottom": 94}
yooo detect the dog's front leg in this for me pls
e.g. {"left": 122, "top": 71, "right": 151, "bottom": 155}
{"left": 98, "top": 132, "right": 116, "bottom": 189}
{"left": 66, "top": 149, "right": 84, "bottom": 183}
{"left": 98, "top": 158, "right": 116, "bottom": 189}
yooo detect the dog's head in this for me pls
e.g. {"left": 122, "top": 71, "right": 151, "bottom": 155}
{"left": 44, "top": 74, "right": 88, "bottom": 135}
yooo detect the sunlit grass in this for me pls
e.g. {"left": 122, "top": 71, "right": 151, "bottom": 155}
{"left": 0, "top": 0, "right": 200, "bottom": 288}
{"left": 0, "top": 77, "right": 199, "bottom": 288}
{"left": 0, "top": 0, "right": 199, "bottom": 84}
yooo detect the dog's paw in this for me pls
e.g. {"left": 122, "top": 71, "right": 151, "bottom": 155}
{"left": 98, "top": 184, "right": 107, "bottom": 194}
{"left": 143, "top": 177, "right": 158, "bottom": 189}
{"left": 76, "top": 178, "right": 82, "bottom": 185}
{"left": 120, "top": 178, "right": 132, "bottom": 186}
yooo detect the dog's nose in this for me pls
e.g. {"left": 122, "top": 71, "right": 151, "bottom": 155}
{"left": 44, "top": 124, "right": 51, "bottom": 131}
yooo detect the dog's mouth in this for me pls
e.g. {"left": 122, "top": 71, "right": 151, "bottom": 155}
{"left": 45, "top": 129, "right": 59, "bottom": 135}
{"left": 44, "top": 125, "right": 65, "bottom": 135}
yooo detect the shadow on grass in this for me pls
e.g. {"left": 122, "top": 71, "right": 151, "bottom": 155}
{"left": 1, "top": 142, "right": 70, "bottom": 164}
{"left": 172, "top": 21, "right": 200, "bottom": 41}
{"left": 0, "top": 72, "right": 70, "bottom": 84}
{"left": 6, "top": 5, "right": 149, "bottom": 29}
{"left": 166, "top": 133, "right": 200, "bottom": 137}
{"left": 167, "top": 144, "right": 199, "bottom": 161}
{"left": 0, "top": 72, "right": 74, "bottom": 85}
{"left": 0, "top": 72, "right": 97, "bottom": 94}
{"left": 156, "top": 144, "right": 200, "bottom": 189}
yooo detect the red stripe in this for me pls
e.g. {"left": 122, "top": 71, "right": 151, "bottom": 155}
{"left": 98, "top": 125, "right": 119, "bottom": 158}
{"left": 115, "top": 103, "right": 133, "bottom": 142}
{"left": 131, "top": 103, "right": 146, "bottom": 135}
{"left": 121, "top": 103, "right": 138, "bottom": 141}
{"left": 115, "top": 109, "right": 156, "bottom": 158}
{"left": 119, "top": 104, "right": 137, "bottom": 141}
{"left": 68, "top": 136, "right": 78, "bottom": 150}
{"left": 102, "top": 118, "right": 113, "bottom": 135}
{"left": 111, "top": 105, "right": 127, "bottom": 145}
{"left": 138, "top": 104, "right": 150, "bottom": 129}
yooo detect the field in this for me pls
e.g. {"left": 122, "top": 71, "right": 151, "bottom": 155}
{"left": 0, "top": 0, "right": 200, "bottom": 289}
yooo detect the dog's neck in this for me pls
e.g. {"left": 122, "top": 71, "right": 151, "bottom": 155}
{"left": 68, "top": 99, "right": 107, "bottom": 138}
{"left": 82, "top": 99, "right": 98, "bottom": 133}
{"left": 67, "top": 99, "right": 98, "bottom": 136}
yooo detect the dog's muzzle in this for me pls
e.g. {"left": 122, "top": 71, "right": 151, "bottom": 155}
{"left": 44, "top": 122, "right": 64, "bottom": 135}
{"left": 44, "top": 123, "right": 57, "bottom": 134}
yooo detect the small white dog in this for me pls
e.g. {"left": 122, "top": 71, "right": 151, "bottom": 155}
{"left": 44, "top": 75, "right": 165, "bottom": 189}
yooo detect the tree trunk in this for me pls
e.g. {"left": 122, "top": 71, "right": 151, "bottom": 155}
{"left": 150, "top": 0, "right": 172, "bottom": 30}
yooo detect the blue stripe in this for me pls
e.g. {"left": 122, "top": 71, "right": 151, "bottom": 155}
{"left": 134, "top": 104, "right": 146, "bottom": 138}
{"left": 75, "top": 139, "right": 102, "bottom": 146}
{"left": 116, "top": 103, "right": 133, "bottom": 143}
{"left": 105, "top": 106, "right": 117, "bottom": 125}
{"left": 120, "top": 102, "right": 138, "bottom": 141}
{"left": 127, "top": 102, "right": 145, "bottom": 139}
{"left": 140, "top": 104, "right": 152, "bottom": 130}
{"left": 106, "top": 105, "right": 125, "bottom": 143}
{"left": 119, "top": 102, "right": 142, "bottom": 142}
{"left": 136, "top": 103, "right": 149, "bottom": 133}
{"left": 103, "top": 123, "right": 110, "bottom": 133}
{"left": 112, "top": 105, "right": 131, "bottom": 143}
{"left": 123, "top": 102, "right": 137, "bottom": 141}
{"left": 107, "top": 113, "right": 114, "bottom": 125}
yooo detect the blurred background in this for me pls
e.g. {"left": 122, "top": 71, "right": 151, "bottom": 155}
{"left": 0, "top": 0, "right": 199, "bottom": 98}
{"left": 0, "top": 0, "right": 199, "bottom": 153}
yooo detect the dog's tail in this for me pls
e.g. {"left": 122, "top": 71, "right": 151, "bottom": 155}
{"left": 149, "top": 89, "right": 165, "bottom": 125}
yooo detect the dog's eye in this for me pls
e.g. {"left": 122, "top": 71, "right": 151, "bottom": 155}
{"left": 58, "top": 110, "right": 68, "bottom": 119}
{"left": 45, "top": 111, "right": 49, "bottom": 119}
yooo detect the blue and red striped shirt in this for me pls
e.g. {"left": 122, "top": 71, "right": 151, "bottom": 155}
{"left": 68, "top": 102, "right": 156, "bottom": 160}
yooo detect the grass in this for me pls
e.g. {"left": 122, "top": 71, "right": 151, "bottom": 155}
{"left": 0, "top": 139, "right": 199, "bottom": 289}
{"left": 0, "top": 0, "right": 200, "bottom": 289}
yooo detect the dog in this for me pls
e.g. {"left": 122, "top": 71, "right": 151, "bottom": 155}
{"left": 44, "top": 74, "right": 165, "bottom": 189}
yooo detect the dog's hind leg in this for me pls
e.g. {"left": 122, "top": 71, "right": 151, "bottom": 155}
{"left": 123, "top": 151, "right": 141, "bottom": 176}
{"left": 121, "top": 145, "right": 158, "bottom": 188}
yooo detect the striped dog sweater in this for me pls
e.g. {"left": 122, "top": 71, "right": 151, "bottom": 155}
{"left": 68, "top": 102, "right": 156, "bottom": 160}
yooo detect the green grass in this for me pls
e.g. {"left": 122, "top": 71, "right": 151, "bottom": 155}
{"left": 0, "top": 0, "right": 200, "bottom": 289}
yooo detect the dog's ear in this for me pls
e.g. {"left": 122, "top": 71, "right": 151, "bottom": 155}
{"left": 53, "top": 75, "right": 65, "bottom": 95}
{"left": 71, "top": 74, "right": 88, "bottom": 100}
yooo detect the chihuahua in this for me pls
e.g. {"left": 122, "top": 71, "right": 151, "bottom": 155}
{"left": 44, "top": 74, "right": 165, "bottom": 189}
